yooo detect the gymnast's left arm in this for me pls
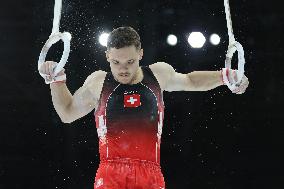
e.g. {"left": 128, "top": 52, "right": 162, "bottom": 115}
{"left": 165, "top": 66, "right": 224, "bottom": 91}
{"left": 150, "top": 62, "right": 249, "bottom": 94}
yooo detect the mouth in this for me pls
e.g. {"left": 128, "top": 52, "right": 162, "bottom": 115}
{"left": 119, "top": 73, "right": 130, "bottom": 77}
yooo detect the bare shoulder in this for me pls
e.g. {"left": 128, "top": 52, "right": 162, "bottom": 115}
{"left": 149, "top": 62, "right": 175, "bottom": 90}
{"left": 84, "top": 70, "right": 107, "bottom": 85}
{"left": 83, "top": 70, "right": 107, "bottom": 99}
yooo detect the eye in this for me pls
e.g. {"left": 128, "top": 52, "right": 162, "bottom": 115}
{"left": 112, "top": 61, "right": 119, "bottom": 65}
{"left": 128, "top": 60, "right": 135, "bottom": 64}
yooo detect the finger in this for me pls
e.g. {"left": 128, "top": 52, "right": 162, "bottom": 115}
{"left": 233, "top": 82, "right": 248, "bottom": 94}
{"left": 50, "top": 62, "right": 56, "bottom": 77}
{"left": 233, "top": 85, "right": 245, "bottom": 93}
{"left": 45, "top": 75, "right": 51, "bottom": 82}
{"left": 51, "top": 61, "right": 59, "bottom": 76}
{"left": 44, "top": 62, "right": 50, "bottom": 75}
{"left": 52, "top": 63, "right": 57, "bottom": 76}
{"left": 47, "top": 63, "right": 51, "bottom": 76}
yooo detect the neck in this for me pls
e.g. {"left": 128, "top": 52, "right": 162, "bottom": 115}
{"left": 130, "top": 67, "right": 143, "bottom": 84}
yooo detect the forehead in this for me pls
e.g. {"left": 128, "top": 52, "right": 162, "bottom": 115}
{"left": 107, "top": 46, "right": 140, "bottom": 59}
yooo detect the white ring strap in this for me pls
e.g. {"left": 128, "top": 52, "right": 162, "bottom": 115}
{"left": 224, "top": 0, "right": 246, "bottom": 91}
{"left": 38, "top": 0, "right": 72, "bottom": 76}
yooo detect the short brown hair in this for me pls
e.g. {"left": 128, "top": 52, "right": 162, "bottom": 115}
{"left": 107, "top": 26, "right": 141, "bottom": 50}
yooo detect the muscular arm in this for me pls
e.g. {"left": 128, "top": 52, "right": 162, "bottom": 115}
{"left": 150, "top": 62, "right": 224, "bottom": 92}
{"left": 169, "top": 70, "right": 224, "bottom": 91}
{"left": 50, "top": 70, "right": 106, "bottom": 123}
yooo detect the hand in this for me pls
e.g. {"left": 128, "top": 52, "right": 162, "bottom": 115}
{"left": 222, "top": 68, "right": 249, "bottom": 94}
{"left": 38, "top": 61, "right": 66, "bottom": 84}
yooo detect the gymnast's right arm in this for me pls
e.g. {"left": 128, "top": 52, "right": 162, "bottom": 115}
{"left": 39, "top": 61, "right": 105, "bottom": 123}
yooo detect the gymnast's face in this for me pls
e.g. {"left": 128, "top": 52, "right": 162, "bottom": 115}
{"left": 106, "top": 45, "right": 143, "bottom": 84}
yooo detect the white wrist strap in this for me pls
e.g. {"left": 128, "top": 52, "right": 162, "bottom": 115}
{"left": 40, "top": 72, "right": 66, "bottom": 84}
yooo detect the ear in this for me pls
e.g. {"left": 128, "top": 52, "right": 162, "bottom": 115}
{"left": 139, "top": 49, "right": 144, "bottom": 60}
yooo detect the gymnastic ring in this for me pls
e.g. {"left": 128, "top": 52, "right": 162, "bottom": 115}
{"left": 38, "top": 32, "right": 72, "bottom": 76}
{"left": 225, "top": 41, "right": 246, "bottom": 91}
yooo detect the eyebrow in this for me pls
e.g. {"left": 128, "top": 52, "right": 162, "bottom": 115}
{"left": 110, "top": 59, "right": 135, "bottom": 62}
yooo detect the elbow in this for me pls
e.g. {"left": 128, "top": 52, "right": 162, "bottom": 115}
{"left": 58, "top": 105, "right": 75, "bottom": 124}
{"left": 61, "top": 119, "right": 73, "bottom": 124}
{"left": 61, "top": 117, "right": 74, "bottom": 124}
{"left": 59, "top": 115, "right": 74, "bottom": 124}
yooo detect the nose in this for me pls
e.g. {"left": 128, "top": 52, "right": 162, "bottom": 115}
{"left": 119, "top": 63, "right": 129, "bottom": 72}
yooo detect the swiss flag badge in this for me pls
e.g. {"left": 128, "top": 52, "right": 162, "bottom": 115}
{"left": 124, "top": 94, "right": 141, "bottom": 108}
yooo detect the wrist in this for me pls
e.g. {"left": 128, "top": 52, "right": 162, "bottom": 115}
{"left": 45, "top": 73, "right": 66, "bottom": 84}
{"left": 50, "top": 80, "right": 66, "bottom": 84}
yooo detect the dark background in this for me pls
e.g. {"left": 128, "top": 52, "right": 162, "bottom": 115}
{"left": 1, "top": 0, "right": 284, "bottom": 188}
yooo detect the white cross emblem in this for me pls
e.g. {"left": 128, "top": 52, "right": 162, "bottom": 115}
{"left": 127, "top": 97, "right": 138, "bottom": 104}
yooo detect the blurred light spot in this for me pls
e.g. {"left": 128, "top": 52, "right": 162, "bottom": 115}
{"left": 210, "top": 33, "right": 221, "bottom": 45}
{"left": 187, "top": 32, "right": 206, "bottom": 48}
{"left": 99, "top": 33, "right": 110, "bottom": 47}
{"left": 167, "top": 34, "right": 177, "bottom": 46}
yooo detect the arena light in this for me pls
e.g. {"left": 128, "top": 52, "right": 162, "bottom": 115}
{"left": 210, "top": 33, "right": 221, "bottom": 45}
{"left": 167, "top": 34, "right": 177, "bottom": 46}
{"left": 99, "top": 33, "right": 110, "bottom": 47}
{"left": 187, "top": 32, "right": 206, "bottom": 48}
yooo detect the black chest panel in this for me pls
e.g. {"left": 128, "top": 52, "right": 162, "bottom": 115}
{"left": 106, "top": 83, "right": 158, "bottom": 122}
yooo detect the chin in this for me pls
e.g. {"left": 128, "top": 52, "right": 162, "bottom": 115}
{"left": 120, "top": 81, "right": 129, "bottom": 84}
{"left": 120, "top": 79, "right": 132, "bottom": 84}
{"left": 116, "top": 76, "right": 132, "bottom": 84}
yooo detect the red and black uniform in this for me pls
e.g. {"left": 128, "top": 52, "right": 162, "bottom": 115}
{"left": 94, "top": 66, "right": 165, "bottom": 189}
